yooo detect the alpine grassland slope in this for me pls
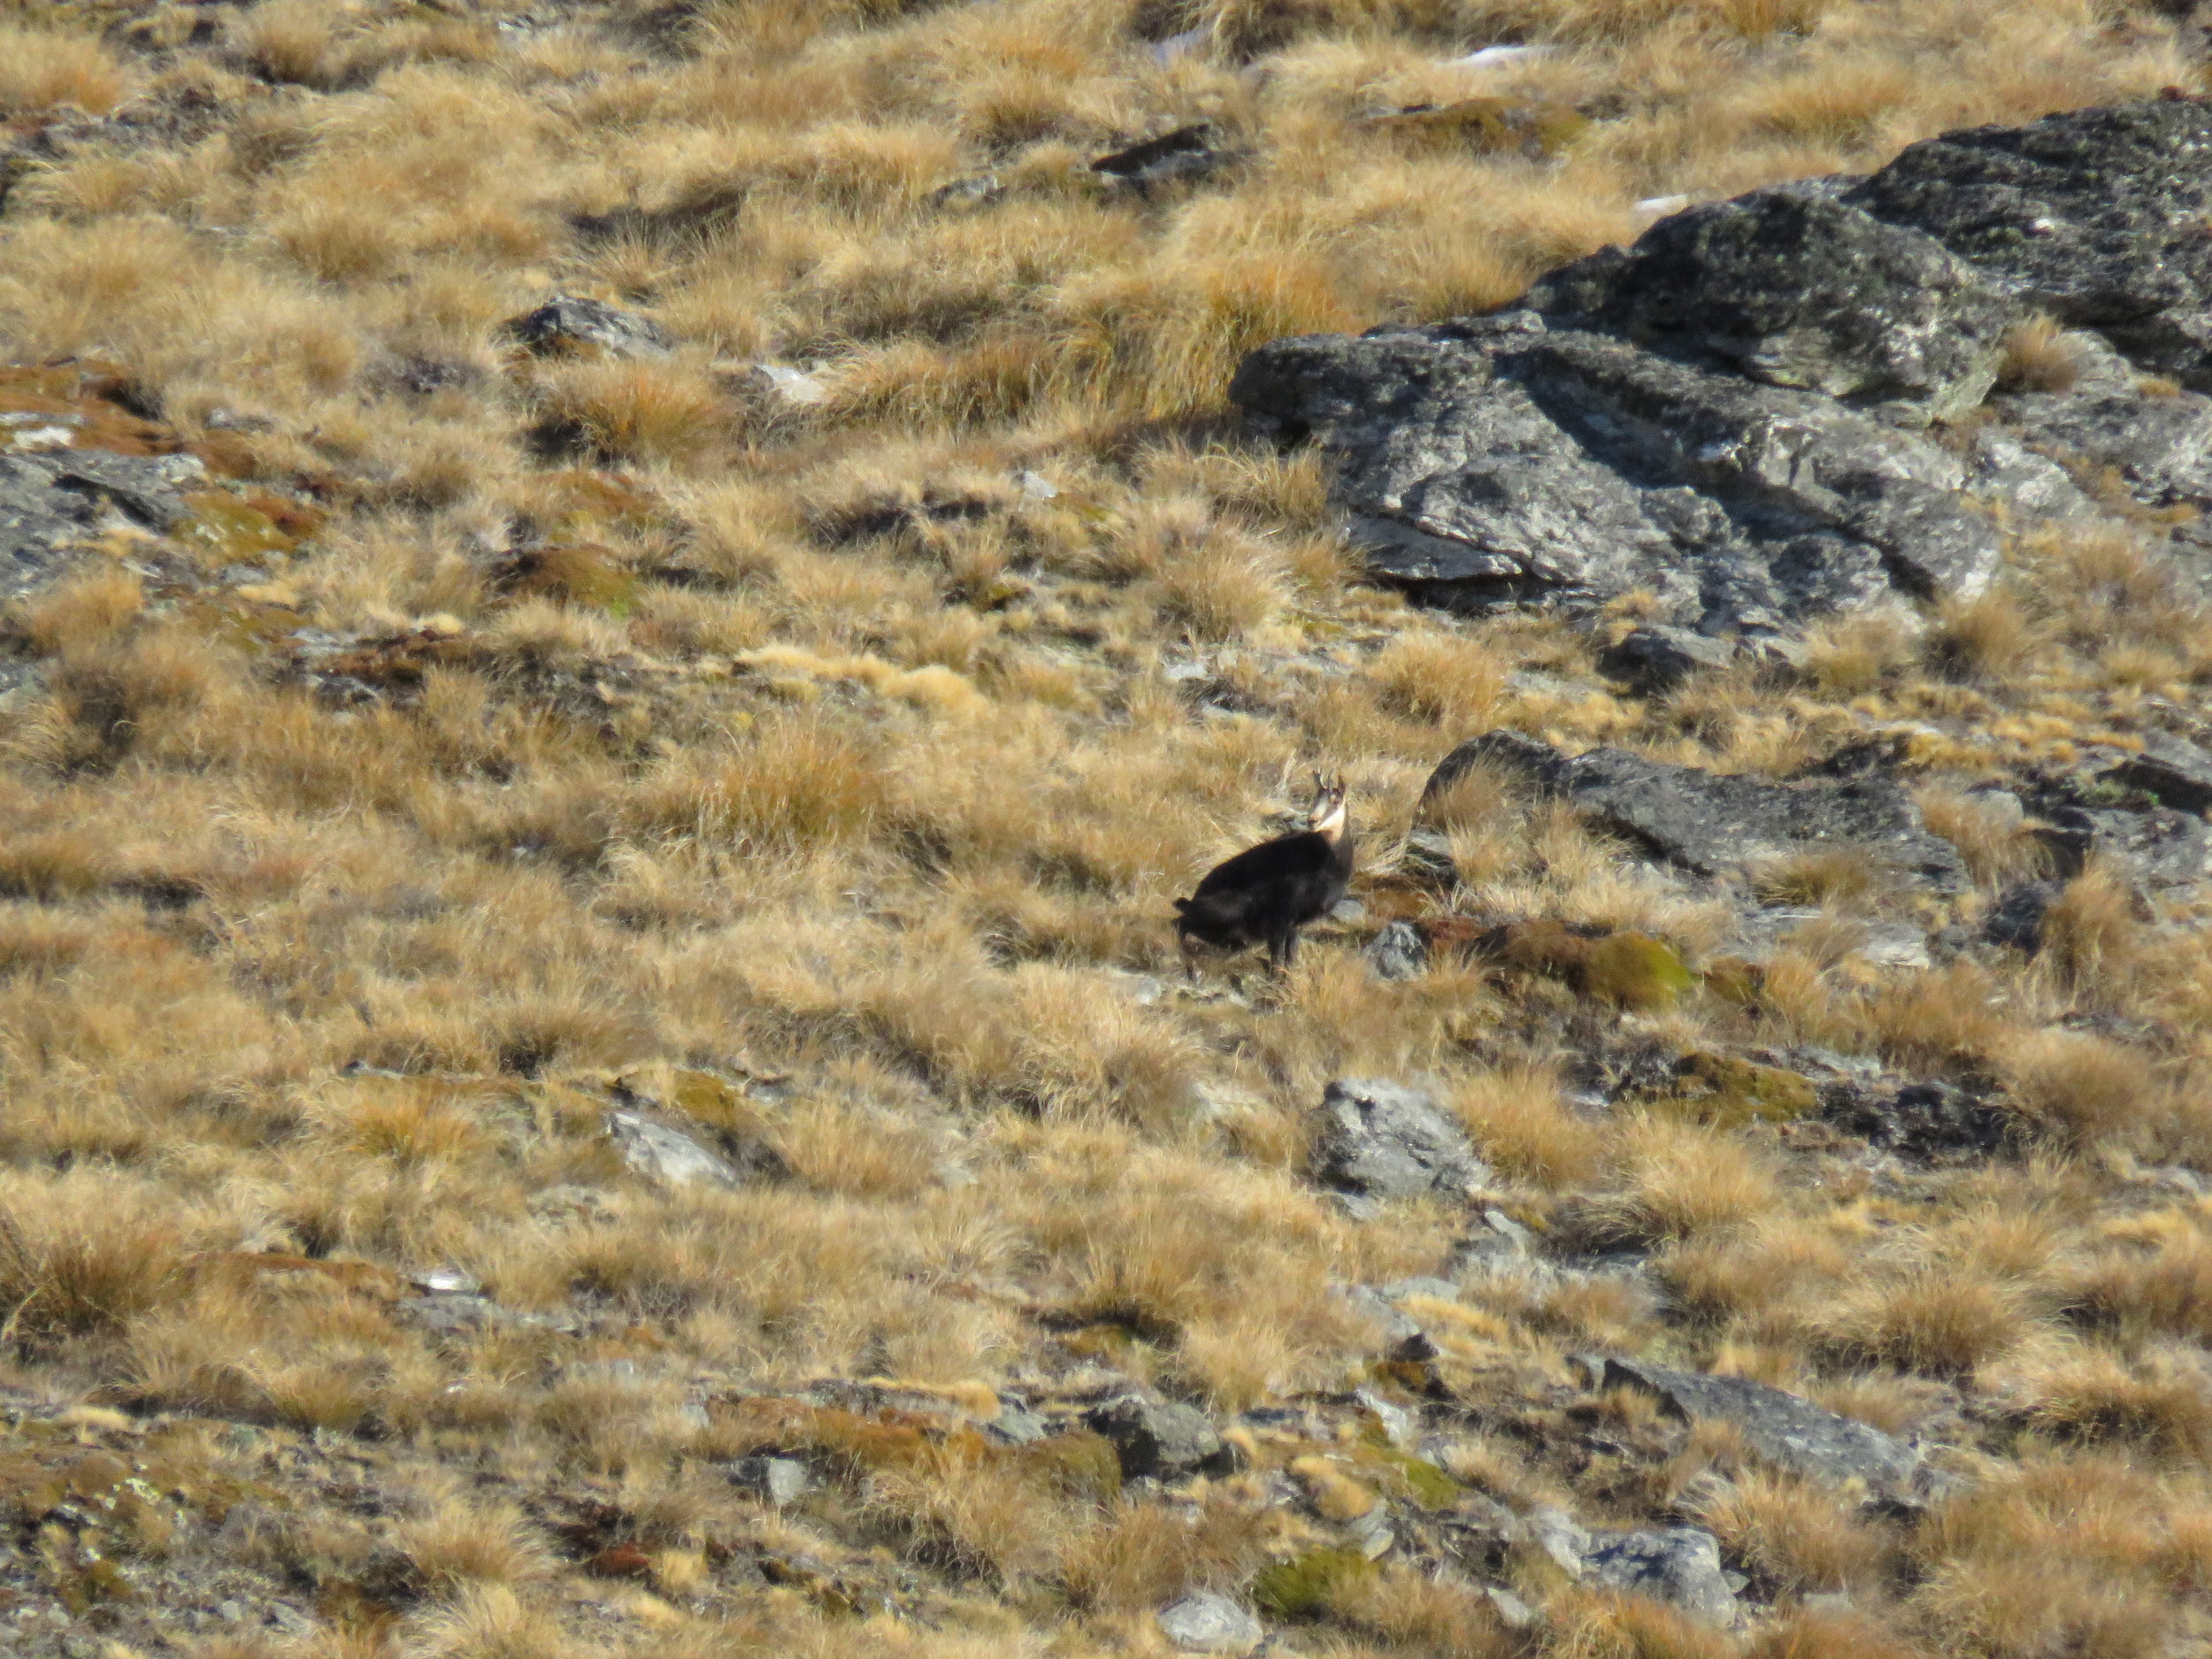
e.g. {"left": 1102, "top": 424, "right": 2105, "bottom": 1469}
{"left": 0, "top": 1, "right": 2207, "bottom": 1656}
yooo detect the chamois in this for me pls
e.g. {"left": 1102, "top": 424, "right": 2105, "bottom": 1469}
{"left": 1173, "top": 773, "right": 1354, "bottom": 978}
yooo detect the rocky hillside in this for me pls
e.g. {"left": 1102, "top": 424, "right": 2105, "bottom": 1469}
{"left": 4, "top": 4, "right": 2212, "bottom": 1659}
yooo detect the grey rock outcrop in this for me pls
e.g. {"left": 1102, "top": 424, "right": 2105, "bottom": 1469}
{"left": 1427, "top": 731, "right": 1968, "bottom": 891}
{"left": 1156, "top": 1591, "right": 1263, "bottom": 1655}
{"left": 1231, "top": 314, "right": 2001, "bottom": 633}
{"left": 1311, "top": 1078, "right": 1494, "bottom": 1202}
{"left": 1601, "top": 1357, "right": 1922, "bottom": 1490}
{"left": 1083, "top": 1395, "right": 1227, "bottom": 1480}
{"left": 1845, "top": 98, "right": 2212, "bottom": 388}
{"left": 0, "top": 448, "right": 202, "bottom": 595}
{"left": 1581, "top": 1526, "right": 1742, "bottom": 1625}
{"left": 1230, "top": 98, "right": 2212, "bottom": 634}
{"left": 1527, "top": 188, "right": 2012, "bottom": 418}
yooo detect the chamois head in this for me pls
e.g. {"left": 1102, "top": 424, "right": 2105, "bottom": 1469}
{"left": 1306, "top": 771, "right": 1348, "bottom": 842}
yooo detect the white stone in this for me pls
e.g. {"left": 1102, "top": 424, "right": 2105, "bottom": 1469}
{"left": 1157, "top": 1591, "right": 1262, "bottom": 1655}
{"left": 607, "top": 1110, "right": 739, "bottom": 1188}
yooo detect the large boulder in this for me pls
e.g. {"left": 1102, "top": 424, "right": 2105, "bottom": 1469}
{"left": 1426, "top": 731, "right": 1969, "bottom": 892}
{"left": 1156, "top": 1591, "right": 1263, "bottom": 1655}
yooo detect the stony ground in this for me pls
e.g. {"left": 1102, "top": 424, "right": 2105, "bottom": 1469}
{"left": 4, "top": 2, "right": 2212, "bottom": 1657}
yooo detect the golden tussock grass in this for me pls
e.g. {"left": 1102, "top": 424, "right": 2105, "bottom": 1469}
{"left": 0, "top": 0, "right": 2193, "bottom": 1645}
{"left": 0, "top": 26, "right": 126, "bottom": 117}
{"left": 1995, "top": 313, "right": 2085, "bottom": 394}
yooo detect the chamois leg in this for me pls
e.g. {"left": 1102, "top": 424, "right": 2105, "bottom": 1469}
{"left": 1268, "top": 928, "right": 1299, "bottom": 976}
{"left": 1179, "top": 928, "right": 1200, "bottom": 983}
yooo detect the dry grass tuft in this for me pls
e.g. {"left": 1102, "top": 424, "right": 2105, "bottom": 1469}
{"left": 0, "top": 25, "right": 126, "bottom": 116}
{"left": 1996, "top": 313, "right": 2085, "bottom": 393}
{"left": 530, "top": 361, "right": 731, "bottom": 465}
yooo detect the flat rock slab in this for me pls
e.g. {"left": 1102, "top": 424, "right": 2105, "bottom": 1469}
{"left": 1428, "top": 730, "right": 1968, "bottom": 891}
{"left": 1602, "top": 1357, "right": 1921, "bottom": 1491}
{"left": 1311, "top": 1078, "right": 1494, "bottom": 1202}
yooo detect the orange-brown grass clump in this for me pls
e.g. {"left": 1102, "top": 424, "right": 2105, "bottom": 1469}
{"left": 0, "top": 0, "right": 2194, "bottom": 1648}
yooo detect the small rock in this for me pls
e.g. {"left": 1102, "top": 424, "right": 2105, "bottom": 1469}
{"left": 985, "top": 1401, "right": 1051, "bottom": 1445}
{"left": 1092, "top": 123, "right": 1233, "bottom": 194}
{"left": 1581, "top": 1526, "right": 1740, "bottom": 1625}
{"left": 1850, "top": 919, "right": 1933, "bottom": 970}
{"left": 1311, "top": 1078, "right": 1494, "bottom": 1203}
{"left": 1156, "top": 1590, "right": 1263, "bottom": 1655}
{"left": 414, "top": 1268, "right": 480, "bottom": 1295}
{"left": 1347, "top": 1505, "right": 1395, "bottom": 1558}
{"left": 1335, "top": 1283, "right": 1432, "bottom": 1351}
{"left": 2101, "top": 731, "right": 2212, "bottom": 814}
{"left": 218, "top": 1599, "right": 245, "bottom": 1623}
{"left": 1984, "top": 879, "right": 2062, "bottom": 952}
{"left": 1147, "top": 26, "right": 1209, "bottom": 65}
{"left": 1083, "top": 1395, "right": 1227, "bottom": 1480}
{"left": 928, "top": 172, "right": 1004, "bottom": 209}
{"left": 1453, "top": 42, "right": 1555, "bottom": 66}
{"left": 731, "top": 1455, "right": 817, "bottom": 1506}
{"left": 755, "top": 362, "right": 828, "bottom": 405}
{"left": 1354, "top": 1386, "right": 1420, "bottom": 1449}
{"left": 1364, "top": 919, "right": 1429, "bottom": 980}
{"left": 504, "top": 295, "right": 672, "bottom": 360}
{"left": 1599, "top": 625, "right": 1736, "bottom": 693}
{"left": 606, "top": 1110, "right": 740, "bottom": 1188}
{"left": 1517, "top": 1506, "right": 1591, "bottom": 1577}
{"left": 1399, "top": 828, "right": 1459, "bottom": 888}
{"left": 267, "top": 1603, "right": 316, "bottom": 1636}
{"left": 1486, "top": 1585, "right": 1540, "bottom": 1629}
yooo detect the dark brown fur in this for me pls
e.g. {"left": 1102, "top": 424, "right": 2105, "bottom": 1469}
{"left": 1173, "top": 774, "right": 1353, "bottom": 977}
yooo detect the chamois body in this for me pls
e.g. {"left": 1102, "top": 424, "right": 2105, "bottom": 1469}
{"left": 1174, "top": 777, "right": 1354, "bottom": 976}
